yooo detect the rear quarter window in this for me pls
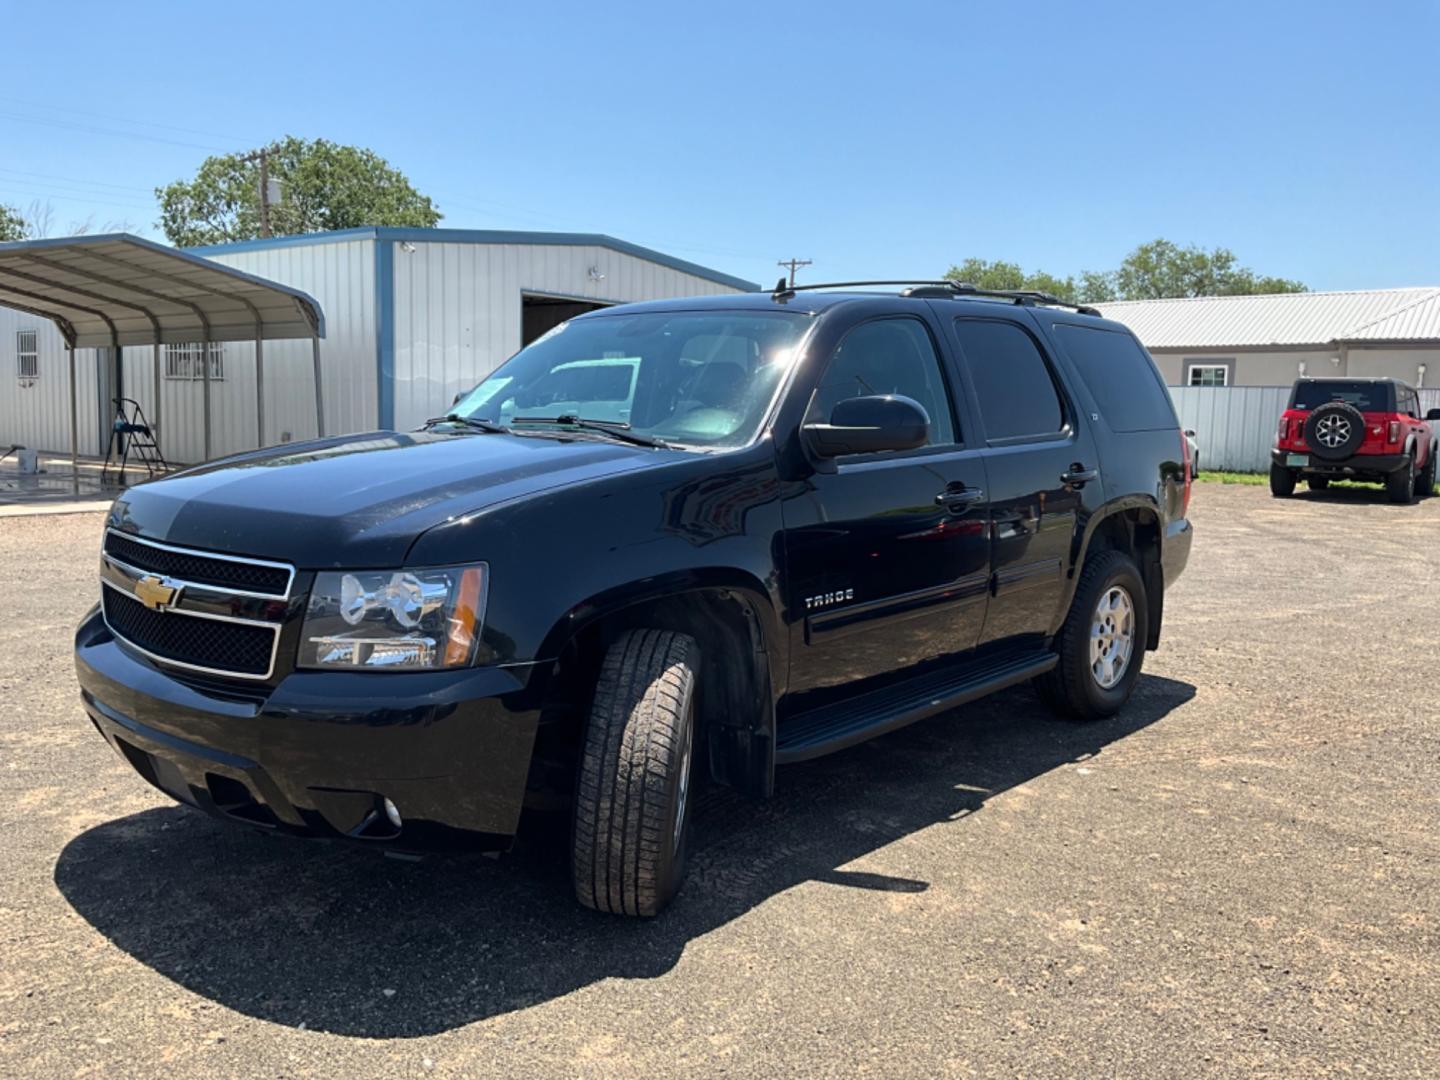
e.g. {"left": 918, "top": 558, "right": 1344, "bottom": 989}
{"left": 1053, "top": 323, "right": 1178, "bottom": 433}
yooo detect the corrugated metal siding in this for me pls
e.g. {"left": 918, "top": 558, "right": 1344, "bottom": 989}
{"left": 389, "top": 241, "right": 746, "bottom": 431}
{"left": 1171, "top": 385, "right": 1440, "bottom": 473}
{"left": 180, "top": 239, "right": 377, "bottom": 459}
{"left": 1170, "top": 386, "right": 1293, "bottom": 472}
{"left": 0, "top": 308, "right": 103, "bottom": 456}
{"left": 1098, "top": 288, "right": 1440, "bottom": 349}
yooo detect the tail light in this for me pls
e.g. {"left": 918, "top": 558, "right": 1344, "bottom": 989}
{"left": 1278, "top": 416, "right": 1289, "bottom": 442}
{"left": 1179, "top": 429, "right": 1192, "bottom": 516}
{"left": 1388, "top": 420, "right": 1402, "bottom": 444}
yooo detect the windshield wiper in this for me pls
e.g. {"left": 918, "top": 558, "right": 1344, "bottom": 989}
{"left": 511, "top": 414, "right": 671, "bottom": 448}
{"left": 422, "top": 413, "right": 509, "bottom": 434}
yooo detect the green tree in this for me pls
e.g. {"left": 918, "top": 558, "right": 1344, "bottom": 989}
{"left": 156, "top": 136, "right": 442, "bottom": 246}
{"left": 1113, "top": 239, "right": 1305, "bottom": 299}
{"left": 944, "top": 239, "right": 1304, "bottom": 304}
{"left": 0, "top": 204, "right": 26, "bottom": 242}
{"left": 945, "top": 258, "right": 1081, "bottom": 301}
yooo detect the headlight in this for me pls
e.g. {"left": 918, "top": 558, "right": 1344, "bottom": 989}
{"left": 299, "top": 564, "right": 487, "bottom": 670}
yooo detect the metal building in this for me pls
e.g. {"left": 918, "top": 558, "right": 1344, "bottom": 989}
{"left": 1094, "top": 287, "right": 1440, "bottom": 389}
{"left": 0, "top": 228, "right": 758, "bottom": 464}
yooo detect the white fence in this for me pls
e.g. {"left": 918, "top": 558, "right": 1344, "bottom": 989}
{"left": 1169, "top": 386, "right": 1440, "bottom": 473}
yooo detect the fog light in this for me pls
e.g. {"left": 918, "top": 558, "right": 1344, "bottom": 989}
{"left": 383, "top": 798, "right": 402, "bottom": 828}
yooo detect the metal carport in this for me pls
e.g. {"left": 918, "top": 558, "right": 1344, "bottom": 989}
{"left": 0, "top": 233, "right": 325, "bottom": 475}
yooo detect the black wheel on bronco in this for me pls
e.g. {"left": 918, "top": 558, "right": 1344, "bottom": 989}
{"left": 1415, "top": 450, "right": 1436, "bottom": 498}
{"left": 1270, "top": 464, "right": 1297, "bottom": 497}
{"left": 1307, "top": 476, "right": 1330, "bottom": 491}
{"left": 1386, "top": 454, "right": 1416, "bottom": 505}
{"left": 1037, "top": 549, "right": 1149, "bottom": 722}
{"left": 572, "top": 629, "right": 698, "bottom": 917}
{"left": 1304, "top": 401, "right": 1366, "bottom": 461}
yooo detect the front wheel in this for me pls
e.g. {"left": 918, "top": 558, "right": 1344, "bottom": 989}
{"left": 1270, "top": 464, "right": 1297, "bottom": 497}
{"left": 1386, "top": 456, "right": 1416, "bottom": 505}
{"left": 572, "top": 629, "right": 699, "bottom": 917}
{"left": 1037, "top": 550, "right": 1149, "bottom": 722}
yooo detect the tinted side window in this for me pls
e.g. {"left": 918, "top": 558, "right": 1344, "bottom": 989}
{"left": 808, "top": 318, "right": 956, "bottom": 447}
{"left": 952, "top": 319, "right": 1063, "bottom": 441}
{"left": 1053, "top": 323, "right": 1178, "bottom": 433}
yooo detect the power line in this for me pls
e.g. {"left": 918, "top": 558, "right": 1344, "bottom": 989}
{"left": 0, "top": 167, "right": 154, "bottom": 194}
{"left": 0, "top": 110, "right": 232, "bottom": 152}
{"left": 0, "top": 96, "right": 258, "bottom": 145}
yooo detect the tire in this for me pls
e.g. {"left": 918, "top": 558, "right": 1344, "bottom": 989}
{"left": 1270, "top": 464, "right": 1297, "bottom": 497}
{"left": 1415, "top": 450, "right": 1436, "bottom": 499}
{"left": 572, "top": 629, "right": 698, "bottom": 917}
{"left": 1307, "top": 476, "right": 1330, "bottom": 491}
{"left": 1303, "top": 402, "right": 1366, "bottom": 461}
{"left": 1386, "top": 455, "right": 1416, "bottom": 505}
{"left": 1037, "top": 549, "right": 1149, "bottom": 722}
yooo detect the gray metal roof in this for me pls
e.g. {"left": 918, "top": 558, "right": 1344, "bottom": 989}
{"left": 1094, "top": 287, "right": 1440, "bottom": 350}
{"left": 0, "top": 233, "right": 324, "bottom": 349}
{"left": 188, "top": 227, "right": 762, "bottom": 293}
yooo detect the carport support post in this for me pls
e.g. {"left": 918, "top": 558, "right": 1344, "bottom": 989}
{"left": 201, "top": 336, "right": 212, "bottom": 461}
{"left": 68, "top": 345, "right": 79, "bottom": 490}
{"left": 311, "top": 334, "right": 325, "bottom": 437}
{"left": 152, "top": 343, "right": 161, "bottom": 458}
{"left": 255, "top": 336, "right": 265, "bottom": 448}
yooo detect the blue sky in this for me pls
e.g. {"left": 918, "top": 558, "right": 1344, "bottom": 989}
{"left": 6, "top": 0, "right": 1438, "bottom": 291}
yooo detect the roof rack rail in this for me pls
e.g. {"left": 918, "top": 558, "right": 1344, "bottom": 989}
{"left": 770, "top": 277, "right": 1102, "bottom": 317}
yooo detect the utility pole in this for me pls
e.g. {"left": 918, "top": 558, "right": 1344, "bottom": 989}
{"left": 240, "top": 145, "right": 278, "bottom": 237}
{"left": 777, "top": 257, "right": 812, "bottom": 288}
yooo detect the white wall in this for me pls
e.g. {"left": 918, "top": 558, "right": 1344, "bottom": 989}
{"left": 1347, "top": 346, "right": 1440, "bottom": 386}
{"left": 1155, "top": 346, "right": 1440, "bottom": 388}
{"left": 0, "top": 308, "right": 103, "bottom": 456}
{"left": 191, "top": 238, "right": 378, "bottom": 458}
{"left": 389, "top": 241, "right": 746, "bottom": 431}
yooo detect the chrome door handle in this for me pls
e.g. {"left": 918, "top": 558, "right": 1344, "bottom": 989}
{"left": 936, "top": 487, "right": 984, "bottom": 508}
{"left": 1061, "top": 466, "right": 1099, "bottom": 487}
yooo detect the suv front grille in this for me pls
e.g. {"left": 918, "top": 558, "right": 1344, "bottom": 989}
{"left": 99, "top": 530, "right": 294, "bottom": 680}
{"left": 102, "top": 588, "right": 276, "bottom": 677}
{"left": 104, "top": 531, "right": 292, "bottom": 596}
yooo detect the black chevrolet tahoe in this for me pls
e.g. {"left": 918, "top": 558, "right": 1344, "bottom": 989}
{"left": 75, "top": 280, "right": 1193, "bottom": 916}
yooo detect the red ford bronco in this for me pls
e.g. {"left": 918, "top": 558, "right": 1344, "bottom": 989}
{"left": 1271, "top": 377, "right": 1438, "bottom": 504}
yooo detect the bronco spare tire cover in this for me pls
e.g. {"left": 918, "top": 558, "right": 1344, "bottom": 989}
{"left": 1303, "top": 401, "right": 1366, "bottom": 461}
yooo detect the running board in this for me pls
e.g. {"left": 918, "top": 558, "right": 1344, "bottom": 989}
{"left": 775, "top": 651, "right": 1058, "bottom": 764}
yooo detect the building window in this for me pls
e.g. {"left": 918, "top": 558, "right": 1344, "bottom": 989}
{"left": 164, "top": 342, "right": 225, "bottom": 381}
{"left": 16, "top": 330, "right": 38, "bottom": 380}
{"left": 1187, "top": 363, "right": 1229, "bottom": 387}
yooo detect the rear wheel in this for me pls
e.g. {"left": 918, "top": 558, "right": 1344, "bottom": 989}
{"left": 1415, "top": 450, "right": 1436, "bottom": 498}
{"left": 1038, "top": 549, "right": 1148, "bottom": 722}
{"left": 572, "top": 629, "right": 699, "bottom": 917}
{"left": 1270, "top": 464, "right": 1297, "bottom": 497}
{"left": 1386, "top": 456, "right": 1416, "bottom": 505}
{"left": 1307, "top": 476, "right": 1330, "bottom": 491}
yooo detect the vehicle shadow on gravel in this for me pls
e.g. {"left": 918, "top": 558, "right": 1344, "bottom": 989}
{"left": 54, "top": 673, "right": 1193, "bottom": 1038}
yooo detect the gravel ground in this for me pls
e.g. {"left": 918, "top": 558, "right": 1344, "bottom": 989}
{"left": 1, "top": 482, "right": 1437, "bottom": 1077}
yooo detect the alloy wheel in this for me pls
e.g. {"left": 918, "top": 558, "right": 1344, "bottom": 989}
{"left": 1089, "top": 585, "right": 1135, "bottom": 690}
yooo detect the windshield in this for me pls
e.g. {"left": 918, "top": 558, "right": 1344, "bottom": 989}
{"left": 449, "top": 310, "right": 813, "bottom": 448}
{"left": 1290, "top": 380, "right": 1393, "bottom": 412}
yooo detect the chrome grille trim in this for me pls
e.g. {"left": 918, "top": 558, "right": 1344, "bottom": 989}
{"left": 98, "top": 532, "right": 296, "bottom": 681}
{"left": 103, "top": 528, "right": 296, "bottom": 599}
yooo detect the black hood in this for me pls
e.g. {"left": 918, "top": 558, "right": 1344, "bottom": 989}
{"left": 109, "top": 430, "right": 678, "bottom": 567}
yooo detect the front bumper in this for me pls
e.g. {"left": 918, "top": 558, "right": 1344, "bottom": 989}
{"left": 75, "top": 608, "right": 544, "bottom": 850}
{"left": 1270, "top": 449, "right": 1409, "bottom": 476}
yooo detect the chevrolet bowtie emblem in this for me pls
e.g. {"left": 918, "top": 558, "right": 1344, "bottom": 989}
{"left": 134, "top": 575, "right": 180, "bottom": 612}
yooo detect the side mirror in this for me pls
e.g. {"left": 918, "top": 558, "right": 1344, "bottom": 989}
{"left": 803, "top": 395, "right": 930, "bottom": 457}
{"left": 1426, "top": 408, "right": 1440, "bottom": 421}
